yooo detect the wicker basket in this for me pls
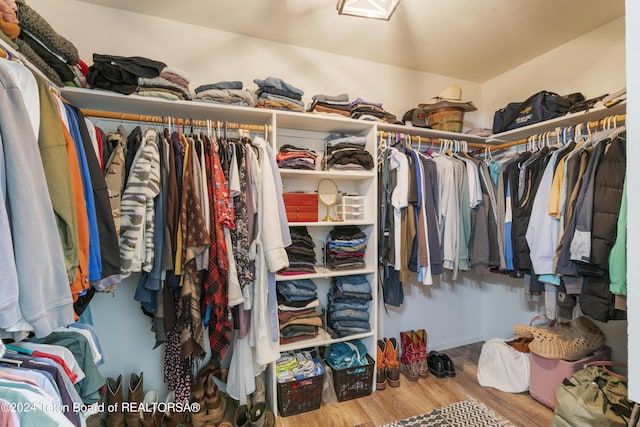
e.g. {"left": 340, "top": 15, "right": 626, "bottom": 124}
{"left": 425, "top": 107, "right": 465, "bottom": 132}
{"left": 513, "top": 316, "right": 604, "bottom": 361}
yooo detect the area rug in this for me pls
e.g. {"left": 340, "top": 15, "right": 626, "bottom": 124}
{"left": 380, "top": 399, "right": 515, "bottom": 427}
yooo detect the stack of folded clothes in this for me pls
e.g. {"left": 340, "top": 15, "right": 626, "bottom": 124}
{"left": 278, "top": 226, "right": 317, "bottom": 275}
{"left": 277, "top": 279, "right": 323, "bottom": 345}
{"left": 11, "top": 0, "right": 87, "bottom": 87}
{"left": 193, "top": 80, "right": 255, "bottom": 106}
{"left": 276, "top": 350, "right": 324, "bottom": 382}
{"left": 327, "top": 275, "right": 371, "bottom": 338}
{"left": 325, "top": 225, "right": 368, "bottom": 271}
{"left": 307, "top": 93, "right": 351, "bottom": 117}
{"left": 254, "top": 76, "right": 305, "bottom": 112}
{"left": 323, "top": 133, "right": 374, "bottom": 171}
{"left": 136, "top": 66, "right": 193, "bottom": 101}
{"left": 88, "top": 53, "right": 166, "bottom": 95}
{"left": 276, "top": 144, "right": 318, "bottom": 170}
{"left": 350, "top": 97, "right": 387, "bottom": 121}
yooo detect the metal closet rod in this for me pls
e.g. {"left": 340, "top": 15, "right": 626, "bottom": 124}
{"left": 490, "top": 113, "right": 626, "bottom": 151}
{"left": 377, "top": 131, "right": 487, "bottom": 149}
{"left": 80, "top": 108, "right": 269, "bottom": 132}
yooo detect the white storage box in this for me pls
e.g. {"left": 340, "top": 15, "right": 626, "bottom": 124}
{"left": 338, "top": 195, "right": 366, "bottom": 221}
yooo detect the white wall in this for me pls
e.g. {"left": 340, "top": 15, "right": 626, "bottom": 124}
{"left": 626, "top": 0, "right": 639, "bottom": 401}
{"left": 481, "top": 17, "right": 626, "bottom": 129}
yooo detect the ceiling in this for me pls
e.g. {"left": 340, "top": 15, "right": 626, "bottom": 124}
{"left": 74, "top": 0, "right": 625, "bottom": 82}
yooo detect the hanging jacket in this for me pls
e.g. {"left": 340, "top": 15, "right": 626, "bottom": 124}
{"left": 578, "top": 131, "right": 626, "bottom": 277}
{"left": 609, "top": 177, "right": 627, "bottom": 295}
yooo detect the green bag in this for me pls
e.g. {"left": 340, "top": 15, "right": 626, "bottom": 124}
{"left": 551, "top": 362, "right": 633, "bottom": 427}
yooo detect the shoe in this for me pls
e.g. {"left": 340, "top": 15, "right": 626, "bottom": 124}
{"left": 399, "top": 331, "right": 419, "bottom": 382}
{"left": 376, "top": 339, "right": 387, "bottom": 390}
{"left": 384, "top": 337, "right": 401, "bottom": 387}
{"left": 125, "top": 373, "right": 144, "bottom": 427}
{"left": 235, "top": 404, "right": 250, "bottom": 427}
{"left": 427, "top": 351, "right": 446, "bottom": 378}
{"left": 161, "top": 391, "right": 183, "bottom": 427}
{"left": 140, "top": 390, "right": 161, "bottom": 427}
{"left": 438, "top": 352, "right": 456, "bottom": 377}
{"left": 105, "top": 376, "right": 124, "bottom": 427}
{"left": 414, "top": 329, "right": 429, "bottom": 378}
{"left": 249, "top": 401, "right": 267, "bottom": 427}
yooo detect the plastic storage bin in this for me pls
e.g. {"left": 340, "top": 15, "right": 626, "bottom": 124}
{"left": 331, "top": 353, "right": 375, "bottom": 402}
{"left": 529, "top": 345, "right": 611, "bottom": 409}
{"left": 338, "top": 195, "right": 366, "bottom": 221}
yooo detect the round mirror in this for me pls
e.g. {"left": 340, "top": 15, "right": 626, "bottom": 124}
{"left": 317, "top": 178, "right": 339, "bottom": 221}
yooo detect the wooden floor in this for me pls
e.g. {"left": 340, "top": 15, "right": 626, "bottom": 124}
{"left": 276, "top": 342, "right": 554, "bottom": 427}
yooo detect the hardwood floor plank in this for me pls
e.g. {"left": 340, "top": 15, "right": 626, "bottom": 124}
{"left": 275, "top": 342, "right": 554, "bottom": 427}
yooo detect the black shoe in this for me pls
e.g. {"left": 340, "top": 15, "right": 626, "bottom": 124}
{"left": 437, "top": 352, "right": 456, "bottom": 377}
{"left": 427, "top": 351, "right": 446, "bottom": 378}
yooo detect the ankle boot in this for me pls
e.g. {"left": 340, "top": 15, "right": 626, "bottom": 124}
{"left": 383, "top": 338, "right": 400, "bottom": 387}
{"left": 249, "top": 401, "right": 267, "bottom": 427}
{"left": 161, "top": 391, "right": 183, "bottom": 427}
{"left": 125, "top": 372, "right": 144, "bottom": 427}
{"left": 217, "top": 396, "right": 237, "bottom": 427}
{"left": 399, "top": 331, "right": 419, "bottom": 382}
{"left": 415, "top": 329, "right": 429, "bottom": 378}
{"left": 191, "top": 393, "right": 228, "bottom": 427}
{"left": 140, "top": 390, "right": 161, "bottom": 427}
{"left": 105, "top": 376, "right": 125, "bottom": 427}
{"left": 376, "top": 339, "right": 387, "bottom": 390}
{"left": 250, "top": 373, "right": 266, "bottom": 408}
{"left": 234, "top": 404, "right": 250, "bottom": 427}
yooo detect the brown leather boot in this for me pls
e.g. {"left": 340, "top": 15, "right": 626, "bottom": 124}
{"left": 376, "top": 339, "right": 387, "bottom": 390}
{"left": 415, "top": 329, "right": 429, "bottom": 378}
{"left": 105, "top": 375, "right": 125, "bottom": 427}
{"left": 384, "top": 337, "right": 401, "bottom": 387}
{"left": 124, "top": 372, "right": 144, "bottom": 427}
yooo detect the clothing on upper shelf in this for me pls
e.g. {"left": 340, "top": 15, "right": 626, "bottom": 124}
{"left": 276, "top": 144, "right": 318, "bottom": 170}
{"left": 137, "top": 67, "right": 193, "bottom": 101}
{"left": 194, "top": 81, "right": 255, "bottom": 106}
{"left": 87, "top": 53, "right": 166, "bottom": 95}
{"left": 254, "top": 76, "right": 305, "bottom": 112}
{"left": 323, "top": 133, "right": 373, "bottom": 171}
{"left": 277, "top": 279, "right": 322, "bottom": 344}
{"left": 307, "top": 93, "right": 351, "bottom": 117}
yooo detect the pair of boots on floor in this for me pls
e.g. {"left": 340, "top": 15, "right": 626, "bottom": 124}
{"left": 104, "top": 372, "right": 179, "bottom": 427}
{"left": 190, "top": 364, "right": 274, "bottom": 427}
{"left": 376, "top": 329, "right": 429, "bottom": 389}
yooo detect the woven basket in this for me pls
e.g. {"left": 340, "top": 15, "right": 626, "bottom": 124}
{"left": 513, "top": 316, "right": 604, "bottom": 361}
{"left": 425, "top": 107, "right": 465, "bottom": 132}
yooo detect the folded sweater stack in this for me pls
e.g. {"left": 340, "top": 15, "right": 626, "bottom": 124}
{"left": 137, "top": 67, "right": 193, "bottom": 101}
{"left": 193, "top": 80, "right": 255, "bottom": 106}
{"left": 254, "top": 76, "right": 305, "bottom": 112}
{"left": 307, "top": 93, "right": 351, "bottom": 117}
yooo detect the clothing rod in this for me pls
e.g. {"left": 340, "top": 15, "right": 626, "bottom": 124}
{"left": 377, "top": 131, "right": 487, "bottom": 149}
{"left": 79, "top": 108, "right": 270, "bottom": 132}
{"left": 490, "top": 113, "right": 626, "bottom": 151}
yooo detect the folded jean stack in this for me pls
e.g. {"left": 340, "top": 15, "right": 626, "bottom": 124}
{"left": 279, "top": 226, "right": 317, "bottom": 275}
{"left": 327, "top": 275, "right": 371, "bottom": 338}
{"left": 254, "top": 76, "right": 305, "bottom": 112}
{"left": 323, "top": 133, "right": 374, "bottom": 171}
{"left": 307, "top": 93, "right": 351, "bottom": 117}
{"left": 88, "top": 53, "right": 166, "bottom": 95}
{"left": 137, "top": 66, "right": 193, "bottom": 101}
{"left": 193, "top": 80, "right": 255, "bottom": 107}
{"left": 277, "top": 279, "right": 323, "bottom": 345}
{"left": 276, "top": 350, "right": 324, "bottom": 383}
{"left": 277, "top": 144, "right": 318, "bottom": 170}
{"left": 10, "top": 1, "right": 87, "bottom": 87}
{"left": 325, "top": 225, "right": 368, "bottom": 271}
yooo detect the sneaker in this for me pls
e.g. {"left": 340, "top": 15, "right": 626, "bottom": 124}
{"left": 427, "top": 351, "right": 446, "bottom": 378}
{"left": 437, "top": 352, "right": 456, "bottom": 377}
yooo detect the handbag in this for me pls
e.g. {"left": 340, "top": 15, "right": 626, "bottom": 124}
{"left": 551, "top": 361, "right": 633, "bottom": 427}
{"left": 492, "top": 91, "right": 585, "bottom": 133}
{"left": 513, "top": 315, "right": 604, "bottom": 361}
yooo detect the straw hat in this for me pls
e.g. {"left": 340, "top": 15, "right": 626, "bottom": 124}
{"left": 419, "top": 84, "right": 477, "bottom": 112}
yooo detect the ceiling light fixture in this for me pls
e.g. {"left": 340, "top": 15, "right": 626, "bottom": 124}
{"left": 336, "top": 0, "right": 401, "bottom": 20}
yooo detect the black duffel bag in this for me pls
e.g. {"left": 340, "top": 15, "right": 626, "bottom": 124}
{"left": 492, "top": 91, "right": 584, "bottom": 134}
